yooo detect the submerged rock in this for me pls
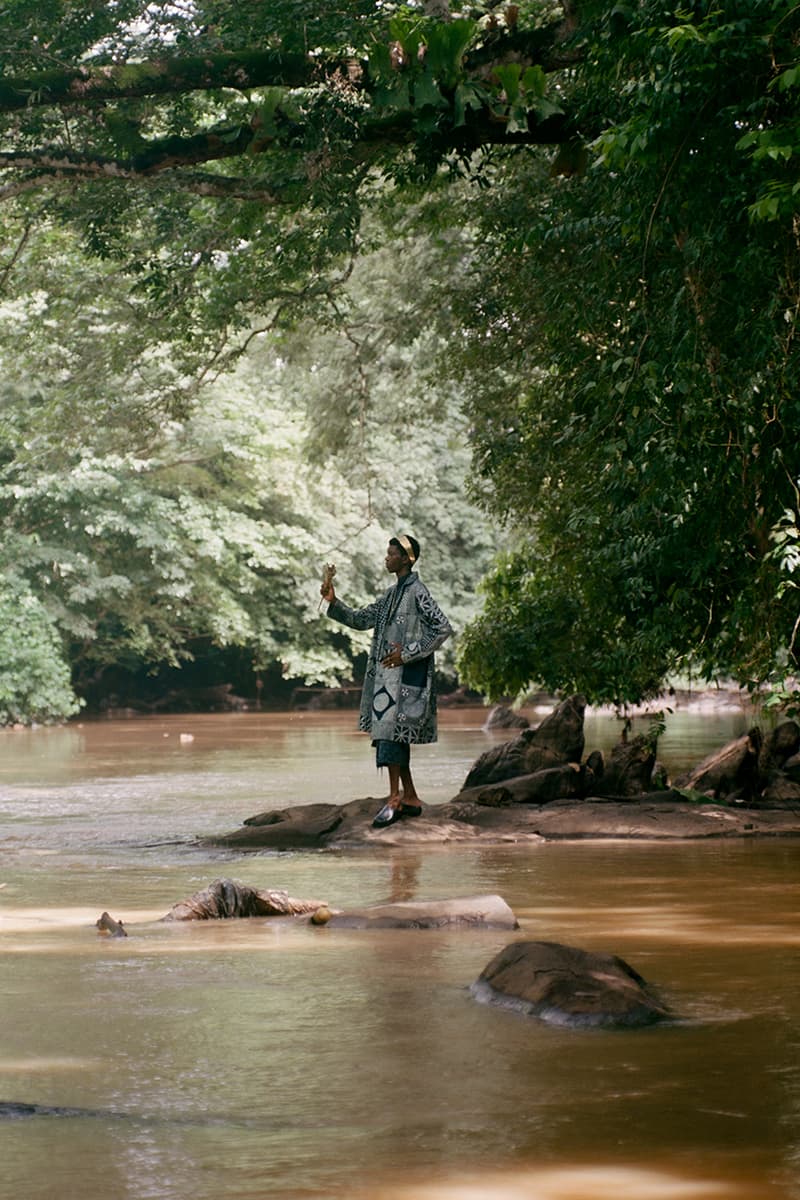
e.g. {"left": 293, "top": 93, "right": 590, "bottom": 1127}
{"left": 95, "top": 912, "right": 127, "bottom": 937}
{"left": 0, "top": 1101, "right": 109, "bottom": 1120}
{"left": 472, "top": 940, "right": 671, "bottom": 1028}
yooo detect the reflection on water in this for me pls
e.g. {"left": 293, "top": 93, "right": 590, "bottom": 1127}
{"left": 359, "top": 1163, "right": 755, "bottom": 1199}
{"left": 2, "top": 709, "right": 800, "bottom": 1200}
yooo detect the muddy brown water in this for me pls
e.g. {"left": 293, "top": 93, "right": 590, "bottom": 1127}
{"left": 1, "top": 707, "right": 799, "bottom": 1200}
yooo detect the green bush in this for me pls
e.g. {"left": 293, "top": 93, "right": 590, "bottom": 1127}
{"left": 0, "top": 582, "right": 80, "bottom": 725}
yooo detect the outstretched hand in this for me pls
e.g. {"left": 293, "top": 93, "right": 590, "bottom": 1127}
{"left": 320, "top": 582, "right": 336, "bottom": 605}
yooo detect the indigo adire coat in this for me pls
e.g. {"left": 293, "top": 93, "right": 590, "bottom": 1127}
{"left": 327, "top": 572, "right": 452, "bottom": 745}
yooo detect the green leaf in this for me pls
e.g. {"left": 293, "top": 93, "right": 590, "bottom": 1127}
{"left": 413, "top": 69, "right": 447, "bottom": 111}
{"left": 492, "top": 64, "right": 522, "bottom": 104}
{"left": 507, "top": 100, "right": 530, "bottom": 134}
{"left": 424, "top": 19, "right": 477, "bottom": 89}
{"left": 453, "top": 80, "right": 488, "bottom": 128}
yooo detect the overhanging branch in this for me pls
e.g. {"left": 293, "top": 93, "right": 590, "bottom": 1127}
{"left": 0, "top": 49, "right": 314, "bottom": 113}
{"left": 0, "top": 105, "right": 575, "bottom": 192}
{"left": 0, "top": 16, "right": 577, "bottom": 115}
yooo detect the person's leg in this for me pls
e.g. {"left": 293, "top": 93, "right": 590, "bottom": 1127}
{"left": 386, "top": 763, "right": 403, "bottom": 808}
{"left": 398, "top": 762, "right": 419, "bottom": 806}
{"left": 373, "top": 741, "right": 418, "bottom": 825}
{"left": 397, "top": 746, "right": 422, "bottom": 816}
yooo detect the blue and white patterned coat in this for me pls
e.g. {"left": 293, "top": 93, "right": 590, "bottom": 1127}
{"left": 327, "top": 573, "right": 452, "bottom": 744}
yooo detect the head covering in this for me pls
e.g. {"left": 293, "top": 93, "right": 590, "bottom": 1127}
{"left": 393, "top": 534, "right": 420, "bottom": 564}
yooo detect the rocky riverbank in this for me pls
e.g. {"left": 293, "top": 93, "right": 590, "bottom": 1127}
{"left": 204, "top": 695, "right": 800, "bottom": 849}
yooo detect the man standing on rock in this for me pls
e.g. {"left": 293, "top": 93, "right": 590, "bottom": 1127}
{"left": 321, "top": 535, "right": 452, "bottom": 828}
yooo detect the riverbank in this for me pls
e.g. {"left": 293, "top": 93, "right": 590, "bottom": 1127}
{"left": 206, "top": 791, "right": 800, "bottom": 849}
{"left": 205, "top": 694, "right": 800, "bottom": 848}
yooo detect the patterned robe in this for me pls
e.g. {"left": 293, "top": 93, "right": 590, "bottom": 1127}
{"left": 327, "top": 572, "right": 452, "bottom": 744}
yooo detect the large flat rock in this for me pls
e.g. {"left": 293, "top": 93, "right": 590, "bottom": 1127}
{"left": 206, "top": 793, "right": 800, "bottom": 850}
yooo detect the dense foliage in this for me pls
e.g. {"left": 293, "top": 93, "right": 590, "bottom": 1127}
{"left": 0, "top": 0, "right": 798, "bottom": 718}
{"left": 0, "top": 214, "right": 496, "bottom": 721}
{"left": 454, "top": 1, "right": 800, "bottom": 704}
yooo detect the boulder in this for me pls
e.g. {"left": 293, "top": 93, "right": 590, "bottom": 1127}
{"left": 326, "top": 893, "right": 518, "bottom": 931}
{"left": 465, "top": 764, "right": 582, "bottom": 807}
{"left": 471, "top": 940, "right": 671, "bottom": 1028}
{"left": 758, "top": 720, "right": 800, "bottom": 779}
{"left": 527, "top": 693, "right": 586, "bottom": 759}
{"left": 753, "top": 777, "right": 800, "bottom": 808}
{"left": 162, "top": 878, "right": 327, "bottom": 921}
{"left": 231, "top": 802, "right": 348, "bottom": 847}
{"left": 483, "top": 704, "right": 530, "bottom": 731}
{"left": 784, "top": 752, "right": 800, "bottom": 783}
{"left": 463, "top": 694, "right": 586, "bottom": 788}
{"left": 674, "top": 729, "right": 761, "bottom": 800}
{"left": 595, "top": 734, "right": 657, "bottom": 798}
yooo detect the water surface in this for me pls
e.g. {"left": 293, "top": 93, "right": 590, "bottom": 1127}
{"left": 2, "top": 708, "right": 799, "bottom": 1200}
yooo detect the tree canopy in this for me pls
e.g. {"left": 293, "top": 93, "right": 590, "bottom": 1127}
{"left": 1, "top": 0, "right": 799, "bottom": 719}
{"left": 0, "top": 210, "right": 498, "bottom": 720}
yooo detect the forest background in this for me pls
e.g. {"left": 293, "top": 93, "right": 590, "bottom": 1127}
{"left": 0, "top": 0, "right": 798, "bottom": 725}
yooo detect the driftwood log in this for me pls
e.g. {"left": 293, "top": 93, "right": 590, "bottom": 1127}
{"left": 674, "top": 729, "right": 762, "bottom": 800}
{"left": 325, "top": 893, "right": 518, "bottom": 931}
{"left": 162, "top": 878, "right": 327, "bottom": 921}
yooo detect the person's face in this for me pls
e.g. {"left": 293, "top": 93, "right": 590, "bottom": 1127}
{"left": 385, "top": 542, "right": 408, "bottom": 574}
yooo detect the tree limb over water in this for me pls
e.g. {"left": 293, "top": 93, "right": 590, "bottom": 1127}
{"left": 0, "top": 5, "right": 580, "bottom": 194}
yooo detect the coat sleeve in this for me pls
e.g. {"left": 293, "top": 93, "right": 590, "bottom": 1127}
{"left": 326, "top": 597, "right": 379, "bottom": 631}
{"left": 400, "top": 587, "right": 452, "bottom": 663}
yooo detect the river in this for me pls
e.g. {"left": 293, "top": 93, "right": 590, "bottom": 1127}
{"left": 1, "top": 707, "right": 799, "bottom": 1200}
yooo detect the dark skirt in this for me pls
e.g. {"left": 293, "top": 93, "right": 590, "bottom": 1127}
{"left": 374, "top": 739, "right": 410, "bottom": 768}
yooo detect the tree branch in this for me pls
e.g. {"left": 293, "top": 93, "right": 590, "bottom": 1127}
{"left": 0, "top": 49, "right": 314, "bottom": 113}
{"left": 0, "top": 105, "right": 574, "bottom": 194}
{"left": 0, "top": 17, "right": 577, "bottom": 115}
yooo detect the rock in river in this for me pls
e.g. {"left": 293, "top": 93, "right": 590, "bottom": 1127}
{"left": 471, "top": 940, "right": 672, "bottom": 1028}
{"left": 325, "top": 893, "right": 518, "bottom": 931}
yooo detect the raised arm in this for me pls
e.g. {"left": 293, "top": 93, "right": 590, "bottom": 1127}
{"left": 326, "top": 594, "right": 380, "bottom": 632}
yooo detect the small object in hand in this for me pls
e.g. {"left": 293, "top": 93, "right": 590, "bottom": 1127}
{"left": 96, "top": 912, "right": 128, "bottom": 938}
{"left": 319, "top": 562, "right": 336, "bottom": 608}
